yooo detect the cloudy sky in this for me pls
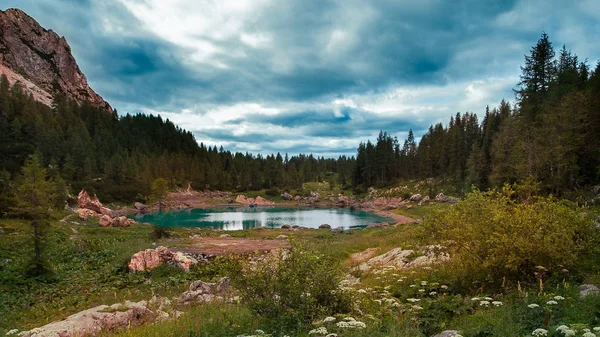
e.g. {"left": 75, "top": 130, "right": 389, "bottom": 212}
{"left": 3, "top": 0, "right": 599, "bottom": 156}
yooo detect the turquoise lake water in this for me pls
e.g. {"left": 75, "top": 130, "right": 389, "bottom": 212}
{"left": 131, "top": 207, "right": 392, "bottom": 231}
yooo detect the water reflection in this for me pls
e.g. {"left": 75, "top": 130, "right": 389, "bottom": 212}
{"left": 132, "top": 207, "right": 392, "bottom": 231}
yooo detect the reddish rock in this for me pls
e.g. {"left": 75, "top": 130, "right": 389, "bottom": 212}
{"left": 0, "top": 9, "right": 112, "bottom": 112}
{"left": 128, "top": 247, "right": 197, "bottom": 273}
{"left": 254, "top": 196, "right": 274, "bottom": 205}
{"left": 99, "top": 215, "right": 112, "bottom": 227}
{"left": 77, "top": 190, "right": 112, "bottom": 216}
{"left": 20, "top": 300, "right": 153, "bottom": 337}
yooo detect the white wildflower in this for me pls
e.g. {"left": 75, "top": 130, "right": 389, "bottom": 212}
{"left": 343, "top": 317, "right": 356, "bottom": 322}
{"left": 484, "top": 297, "right": 493, "bottom": 301}
{"left": 418, "top": 289, "right": 425, "bottom": 293}
{"left": 582, "top": 332, "right": 596, "bottom": 337}
{"left": 357, "top": 289, "right": 367, "bottom": 294}
{"left": 564, "top": 330, "right": 576, "bottom": 337}
{"left": 411, "top": 305, "right": 424, "bottom": 310}
{"left": 528, "top": 303, "right": 540, "bottom": 309}
{"left": 584, "top": 329, "right": 592, "bottom": 333}
{"left": 532, "top": 328, "right": 548, "bottom": 337}
{"left": 479, "top": 300, "right": 490, "bottom": 306}
{"left": 430, "top": 291, "right": 437, "bottom": 296}
{"left": 556, "top": 325, "right": 570, "bottom": 332}
{"left": 325, "top": 334, "right": 338, "bottom": 337}
{"left": 374, "top": 299, "right": 382, "bottom": 304}
{"left": 309, "top": 327, "right": 328, "bottom": 335}
{"left": 546, "top": 300, "right": 558, "bottom": 305}
{"left": 553, "top": 295, "right": 565, "bottom": 301}
{"left": 492, "top": 301, "right": 503, "bottom": 306}
{"left": 471, "top": 297, "right": 480, "bottom": 301}
{"left": 421, "top": 281, "right": 428, "bottom": 286}
{"left": 255, "top": 330, "right": 266, "bottom": 335}
{"left": 336, "top": 320, "right": 366, "bottom": 329}
{"left": 410, "top": 284, "right": 417, "bottom": 288}
{"left": 323, "top": 316, "right": 336, "bottom": 323}
{"left": 594, "top": 327, "right": 600, "bottom": 332}
{"left": 407, "top": 298, "right": 421, "bottom": 303}
{"left": 384, "top": 285, "right": 391, "bottom": 290}
{"left": 441, "top": 285, "right": 448, "bottom": 289}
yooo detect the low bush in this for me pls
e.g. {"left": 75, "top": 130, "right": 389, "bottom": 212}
{"left": 423, "top": 183, "right": 600, "bottom": 286}
{"left": 265, "top": 187, "right": 280, "bottom": 197}
{"left": 228, "top": 243, "right": 353, "bottom": 332}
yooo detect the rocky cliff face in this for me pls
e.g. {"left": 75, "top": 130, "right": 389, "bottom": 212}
{"left": 0, "top": 8, "right": 112, "bottom": 112}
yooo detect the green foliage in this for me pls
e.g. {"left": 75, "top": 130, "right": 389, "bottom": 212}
{"left": 424, "top": 183, "right": 600, "bottom": 285}
{"left": 150, "top": 225, "right": 171, "bottom": 241}
{"left": 228, "top": 243, "right": 352, "bottom": 331}
{"left": 265, "top": 186, "right": 280, "bottom": 197}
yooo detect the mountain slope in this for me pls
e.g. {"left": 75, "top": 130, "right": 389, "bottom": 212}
{"left": 0, "top": 8, "right": 112, "bottom": 112}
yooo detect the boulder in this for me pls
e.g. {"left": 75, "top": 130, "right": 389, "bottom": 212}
{"left": 580, "top": 284, "right": 599, "bottom": 298}
{"left": 76, "top": 208, "right": 96, "bottom": 221}
{"left": 280, "top": 192, "right": 293, "bottom": 201}
{"left": 254, "top": 196, "right": 274, "bottom": 206}
{"left": 110, "top": 216, "right": 135, "bottom": 227}
{"left": 177, "top": 277, "right": 232, "bottom": 305}
{"left": 319, "top": 224, "right": 331, "bottom": 229}
{"left": 293, "top": 196, "right": 302, "bottom": 201}
{"left": 235, "top": 195, "right": 253, "bottom": 205}
{"left": 418, "top": 196, "right": 431, "bottom": 206}
{"left": 276, "top": 235, "right": 288, "bottom": 240}
{"left": 227, "top": 198, "right": 234, "bottom": 204}
{"left": 99, "top": 215, "right": 112, "bottom": 227}
{"left": 128, "top": 246, "right": 198, "bottom": 273}
{"left": 310, "top": 191, "right": 320, "bottom": 198}
{"left": 77, "top": 189, "right": 112, "bottom": 216}
{"left": 435, "top": 193, "right": 447, "bottom": 202}
{"left": 281, "top": 224, "right": 292, "bottom": 229}
{"left": 20, "top": 300, "right": 153, "bottom": 337}
{"left": 133, "top": 202, "right": 148, "bottom": 212}
{"left": 409, "top": 194, "right": 422, "bottom": 202}
{"left": 358, "top": 245, "right": 450, "bottom": 272}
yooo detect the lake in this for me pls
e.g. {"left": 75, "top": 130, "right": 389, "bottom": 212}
{"left": 131, "top": 207, "right": 393, "bottom": 230}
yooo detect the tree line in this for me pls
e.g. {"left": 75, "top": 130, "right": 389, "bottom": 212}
{"left": 353, "top": 33, "right": 600, "bottom": 197}
{"left": 1, "top": 32, "right": 598, "bottom": 215}
{"left": 0, "top": 82, "right": 354, "bottom": 212}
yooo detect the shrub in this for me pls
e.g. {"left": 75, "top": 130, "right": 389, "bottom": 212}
{"left": 228, "top": 243, "right": 352, "bottom": 331}
{"left": 265, "top": 187, "right": 280, "bottom": 197}
{"left": 150, "top": 226, "right": 171, "bottom": 241}
{"left": 423, "top": 184, "right": 599, "bottom": 285}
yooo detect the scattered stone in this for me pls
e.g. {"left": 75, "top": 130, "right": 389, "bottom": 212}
{"left": 291, "top": 225, "right": 300, "bottom": 229}
{"left": 276, "top": 235, "right": 288, "bottom": 240}
{"left": 580, "top": 284, "right": 599, "bottom": 298}
{"left": 280, "top": 192, "right": 293, "bottom": 200}
{"left": 310, "top": 191, "right": 320, "bottom": 198}
{"left": 177, "top": 277, "right": 232, "bottom": 305}
{"left": 319, "top": 224, "right": 331, "bottom": 229}
{"left": 293, "top": 195, "right": 302, "bottom": 201}
{"left": 349, "top": 248, "right": 379, "bottom": 264}
{"left": 435, "top": 193, "right": 447, "bottom": 202}
{"left": 219, "top": 234, "right": 231, "bottom": 238}
{"left": 254, "top": 226, "right": 268, "bottom": 230}
{"left": 366, "top": 222, "right": 389, "bottom": 229}
{"left": 432, "top": 330, "right": 461, "bottom": 337}
{"left": 409, "top": 194, "right": 422, "bottom": 202}
{"left": 281, "top": 224, "right": 291, "bottom": 229}
{"left": 5, "top": 329, "right": 18, "bottom": 335}
{"left": 358, "top": 245, "right": 450, "bottom": 272}
{"left": 419, "top": 195, "right": 431, "bottom": 206}
{"left": 227, "top": 198, "right": 234, "bottom": 203}
{"left": 128, "top": 247, "right": 198, "bottom": 273}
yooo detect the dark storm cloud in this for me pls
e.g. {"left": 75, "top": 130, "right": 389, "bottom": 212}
{"left": 1, "top": 0, "right": 598, "bottom": 155}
